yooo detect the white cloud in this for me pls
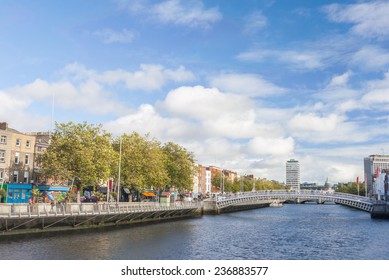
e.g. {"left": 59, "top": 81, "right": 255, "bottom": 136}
{"left": 63, "top": 62, "right": 195, "bottom": 91}
{"left": 0, "top": 90, "right": 29, "bottom": 111}
{"left": 5, "top": 78, "right": 127, "bottom": 116}
{"left": 243, "top": 10, "right": 267, "bottom": 35}
{"left": 298, "top": 155, "right": 362, "bottom": 184}
{"left": 159, "top": 85, "right": 289, "bottom": 140}
{"left": 288, "top": 112, "right": 370, "bottom": 144}
{"left": 103, "top": 83, "right": 298, "bottom": 182}
{"left": 119, "top": 0, "right": 222, "bottom": 29}
{"left": 288, "top": 113, "right": 340, "bottom": 133}
{"left": 246, "top": 136, "right": 295, "bottom": 156}
{"left": 161, "top": 85, "right": 253, "bottom": 121}
{"left": 237, "top": 48, "right": 324, "bottom": 70}
{"left": 351, "top": 46, "right": 389, "bottom": 71}
{"left": 324, "top": 1, "right": 389, "bottom": 38}
{"left": 328, "top": 71, "right": 352, "bottom": 87}
{"left": 361, "top": 72, "right": 389, "bottom": 106}
{"left": 210, "top": 73, "right": 285, "bottom": 97}
{"left": 104, "top": 104, "right": 196, "bottom": 140}
{"left": 94, "top": 28, "right": 136, "bottom": 44}
{"left": 151, "top": 0, "right": 222, "bottom": 28}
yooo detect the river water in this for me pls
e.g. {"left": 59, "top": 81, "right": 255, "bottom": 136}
{"left": 1, "top": 203, "right": 389, "bottom": 260}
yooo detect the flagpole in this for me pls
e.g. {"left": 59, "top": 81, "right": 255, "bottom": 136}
{"left": 50, "top": 91, "right": 55, "bottom": 137}
{"left": 356, "top": 176, "right": 359, "bottom": 196}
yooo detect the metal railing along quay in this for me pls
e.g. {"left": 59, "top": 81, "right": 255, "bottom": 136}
{"left": 0, "top": 201, "right": 200, "bottom": 218}
{"left": 0, "top": 201, "right": 202, "bottom": 234}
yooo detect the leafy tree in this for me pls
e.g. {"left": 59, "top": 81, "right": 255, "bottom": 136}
{"left": 336, "top": 182, "right": 365, "bottom": 196}
{"left": 0, "top": 188, "right": 6, "bottom": 203}
{"left": 226, "top": 178, "right": 240, "bottom": 193}
{"left": 254, "top": 178, "right": 285, "bottom": 190}
{"left": 211, "top": 173, "right": 223, "bottom": 192}
{"left": 115, "top": 132, "right": 168, "bottom": 190}
{"left": 37, "top": 122, "right": 116, "bottom": 201}
{"left": 31, "top": 187, "right": 41, "bottom": 203}
{"left": 162, "top": 142, "right": 195, "bottom": 191}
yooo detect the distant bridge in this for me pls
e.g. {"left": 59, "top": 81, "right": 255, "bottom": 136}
{"left": 212, "top": 190, "right": 375, "bottom": 213}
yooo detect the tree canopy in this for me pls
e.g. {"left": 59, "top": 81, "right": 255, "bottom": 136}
{"left": 114, "top": 132, "right": 169, "bottom": 190}
{"left": 211, "top": 173, "right": 286, "bottom": 193}
{"left": 336, "top": 182, "right": 365, "bottom": 196}
{"left": 38, "top": 122, "right": 196, "bottom": 192}
{"left": 162, "top": 142, "right": 195, "bottom": 191}
{"left": 37, "top": 122, "right": 116, "bottom": 187}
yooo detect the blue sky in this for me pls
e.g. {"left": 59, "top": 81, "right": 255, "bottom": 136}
{"left": 1, "top": 0, "right": 389, "bottom": 184}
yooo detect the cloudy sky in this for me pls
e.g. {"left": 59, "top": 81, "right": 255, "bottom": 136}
{"left": 1, "top": 0, "right": 389, "bottom": 185}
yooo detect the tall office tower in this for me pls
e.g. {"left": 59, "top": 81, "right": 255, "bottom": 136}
{"left": 286, "top": 159, "right": 300, "bottom": 191}
{"left": 364, "top": 154, "right": 389, "bottom": 196}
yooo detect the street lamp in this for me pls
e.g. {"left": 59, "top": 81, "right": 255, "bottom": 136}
{"left": 117, "top": 137, "right": 122, "bottom": 203}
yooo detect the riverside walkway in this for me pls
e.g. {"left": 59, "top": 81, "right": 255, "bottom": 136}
{"left": 0, "top": 201, "right": 201, "bottom": 234}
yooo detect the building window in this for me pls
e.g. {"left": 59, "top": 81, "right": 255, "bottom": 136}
{"left": 25, "top": 154, "right": 30, "bottom": 165}
{"left": 0, "top": 150, "right": 4, "bottom": 162}
{"left": 26, "top": 140, "right": 31, "bottom": 148}
{"left": 15, "top": 152, "right": 20, "bottom": 164}
{"left": 13, "top": 170, "right": 18, "bottom": 183}
{"left": 23, "top": 171, "right": 29, "bottom": 184}
{"left": 16, "top": 138, "right": 20, "bottom": 146}
{"left": 0, "top": 170, "right": 3, "bottom": 180}
{"left": 0, "top": 135, "right": 6, "bottom": 144}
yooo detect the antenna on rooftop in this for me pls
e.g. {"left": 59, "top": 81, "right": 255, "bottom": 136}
{"left": 50, "top": 92, "right": 55, "bottom": 137}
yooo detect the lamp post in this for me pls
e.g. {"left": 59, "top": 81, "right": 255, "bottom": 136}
{"left": 117, "top": 137, "right": 122, "bottom": 203}
{"left": 221, "top": 169, "right": 224, "bottom": 195}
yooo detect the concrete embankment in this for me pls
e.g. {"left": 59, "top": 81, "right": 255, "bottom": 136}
{"left": 371, "top": 203, "right": 389, "bottom": 219}
{"left": 202, "top": 199, "right": 271, "bottom": 214}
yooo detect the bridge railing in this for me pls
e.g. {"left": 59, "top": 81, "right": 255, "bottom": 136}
{"left": 0, "top": 201, "right": 201, "bottom": 218}
{"left": 215, "top": 190, "right": 375, "bottom": 203}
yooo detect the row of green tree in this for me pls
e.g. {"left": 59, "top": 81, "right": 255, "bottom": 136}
{"left": 37, "top": 122, "right": 195, "bottom": 193}
{"left": 211, "top": 173, "right": 286, "bottom": 193}
{"left": 335, "top": 182, "right": 366, "bottom": 196}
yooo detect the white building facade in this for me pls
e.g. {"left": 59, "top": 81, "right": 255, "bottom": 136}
{"left": 364, "top": 154, "right": 389, "bottom": 197}
{"left": 286, "top": 159, "right": 300, "bottom": 191}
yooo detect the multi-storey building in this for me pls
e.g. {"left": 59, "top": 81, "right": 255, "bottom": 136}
{"left": 364, "top": 154, "right": 389, "bottom": 196}
{"left": 205, "top": 169, "right": 211, "bottom": 194}
{"left": 208, "top": 166, "right": 223, "bottom": 193}
{"left": 31, "top": 132, "right": 51, "bottom": 184}
{"left": 197, "top": 164, "right": 207, "bottom": 195}
{"left": 286, "top": 159, "right": 300, "bottom": 191}
{"left": 0, "top": 123, "right": 12, "bottom": 183}
{"left": 0, "top": 122, "right": 51, "bottom": 185}
{"left": 0, "top": 122, "right": 37, "bottom": 184}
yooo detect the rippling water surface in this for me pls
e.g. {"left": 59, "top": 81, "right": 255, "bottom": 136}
{"left": 1, "top": 204, "right": 389, "bottom": 260}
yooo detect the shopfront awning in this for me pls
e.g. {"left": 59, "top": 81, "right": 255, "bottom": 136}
{"left": 142, "top": 191, "right": 156, "bottom": 197}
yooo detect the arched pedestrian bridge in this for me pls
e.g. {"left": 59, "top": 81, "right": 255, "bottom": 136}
{"left": 206, "top": 190, "right": 376, "bottom": 214}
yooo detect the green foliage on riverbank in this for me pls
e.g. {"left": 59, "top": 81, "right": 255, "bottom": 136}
{"left": 212, "top": 173, "right": 286, "bottom": 193}
{"left": 37, "top": 122, "right": 195, "bottom": 192}
{"left": 336, "top": 182, "right": 366, "bottom": 196}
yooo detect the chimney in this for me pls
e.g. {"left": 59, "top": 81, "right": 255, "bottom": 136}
{"left": 0, "top": 122, "right": 8, "bottom": 130}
